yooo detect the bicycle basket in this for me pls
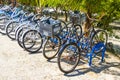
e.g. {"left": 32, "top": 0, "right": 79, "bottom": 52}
{"left": 69, "top": 12, "right": 81, "bottom": 24}
{"left": 40, "top": 19, "right": 61, "bottom": 37}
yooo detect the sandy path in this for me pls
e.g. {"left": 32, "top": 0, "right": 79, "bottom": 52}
{"left": 0, "top": 34, "right": 120, "bottom": 80}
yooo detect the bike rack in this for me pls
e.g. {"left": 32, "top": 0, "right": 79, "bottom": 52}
{"left": 86, "top": 42, "right": 106, "bottom": 66}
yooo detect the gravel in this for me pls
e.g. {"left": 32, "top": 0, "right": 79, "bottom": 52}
{"left": 0, "top": 34, "right": 120, "bottom": 80}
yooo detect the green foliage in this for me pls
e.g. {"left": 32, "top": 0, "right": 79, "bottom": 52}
{"left": 18, "top": 0, "right": 40, "bottom": 6}
{"left": 17, "top": 0, "right": 120, "bottom": 30}
{"left": 115, "top": 35, "right": 120, "bottom": 39}
{"left": 96, "top": 0, "right": 120, "bottom": 31}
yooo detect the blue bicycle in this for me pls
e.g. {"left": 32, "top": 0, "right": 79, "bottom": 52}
{"left": 57, "top": 20, "right": 108, "bottom": 73}
{"left": 42, "top": 24, "right": 82, "bottom": 59}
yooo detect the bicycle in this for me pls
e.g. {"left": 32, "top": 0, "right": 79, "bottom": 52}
{"left": 42, "top": 24, "right": 82, "bottom": 59}
{"left": 6, "top": 12, "right": 34, "bottom": 40}
{"left": 0, "top": 6, "right": 22, "bottom": 34}
{"left": 57, "top": 18, "right": 108, "bottom": 73}
{"left": 15, "top": 13, "right": 42, "bottom": 48}
{"left": 66, "top": 10, "right": 81, "bottom": 28}
{"left": 21, "top": 16, "right": 67, "bottom": 53}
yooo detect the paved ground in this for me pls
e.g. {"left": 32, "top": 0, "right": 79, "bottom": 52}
{"left": 0, "top": 34, "right": 120, "bottom": 80}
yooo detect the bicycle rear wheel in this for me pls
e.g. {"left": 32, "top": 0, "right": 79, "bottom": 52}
{"left": 66, "top": 22, "right": 73, "bottom": 28}
{"left": 90, "top": 30, "right": 108, "bottom": 53}
{"left": 58, "top": 43, "right": 80, "bottom": 73}
{"left": 74, "top": 24, "right": 82, "bottom": 37}
{"left": 59, "top": 20, "right": 67, "bottom": 29}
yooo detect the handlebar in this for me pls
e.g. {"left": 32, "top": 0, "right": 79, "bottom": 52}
{"left": 32, "top": 13, "right": 42, "bottom": 21}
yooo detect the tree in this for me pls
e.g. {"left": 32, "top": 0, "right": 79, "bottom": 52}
{"left": 64, "top": 0, "right": 120, "bottom": 32}
{"left": 17, "top": 0, "right": 120, "bottom": 31}
{"left": 98, "top": 0, "right": 120, "bottom": 31}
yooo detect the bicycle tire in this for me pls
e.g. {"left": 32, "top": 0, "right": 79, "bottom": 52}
{"left": 6, "top": 21, "right": 19, "bottom": 40}
{"left": 22, "top": 29, "right": 43, "bottom": 53}
{"left": 0, "top": 17, "right": 9, "bottom": 34}
{"left": 90, "top": 30, "right": 108, "bottom": 54}
{"left": 73, "top": 24, "right": 82, "bottom": 37}
{"left": 16, "top": 24, "right": 31, "bottom": 48}
{"left": 17, "top": 28, "right": 24, "bottom": 48}
{"left": 18, "top": 28, "right": 35, "bottom": 49}
{"left": 43, "top": 35, "right": 61, "bottom": 59}
{"left": 66, "top": 22, "right": 73, "bottom": 28}
{"left": 58, "top": 42, "right": 80, "bottom": 73}
{"left": 59, "top": 19, "right": 67, "bottom": 29}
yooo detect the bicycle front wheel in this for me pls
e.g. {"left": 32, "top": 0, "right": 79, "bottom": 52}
{"left": 22, "top": 30, "right": 43, "bottom": 53}
{"left": 43, "top": 36, "right": 61, "bottom": 59}
{"left": 6, "top": 21, "right": 19, "bottom": 40}
{"left": 58, "top": 43, "right": 80, "bottom": 73}
{"left": 0, "top": 17, "right": 9, "bottom": 34}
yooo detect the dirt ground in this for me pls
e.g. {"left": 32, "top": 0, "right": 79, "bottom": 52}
{"left": 0, "top": 33, "right": 120, "bottom": 80}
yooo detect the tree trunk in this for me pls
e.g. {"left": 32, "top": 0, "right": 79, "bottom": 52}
{"left": 12, "top": 0, "right": 16, "bottom": 7}
{"left": 0, "top": 0, "right": 2, "bottom": 4}
{"left": 84, "top": 10, "right": 91, "bottom": 37}
{"left": 36, "top": 7, "right": 41, "bottom": 14}
{"left": 55, "top": 11, "right": 58, "bottom": 19}
{"left": 55, "top": 7, "right": 58, "bottom": 19}
{"left": 65, "top": 10, "right": 68, "bottom": 22}
{"left": 40, "top": 7, "right": 44, "bottom": 14}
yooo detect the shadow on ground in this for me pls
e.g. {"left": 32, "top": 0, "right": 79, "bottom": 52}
{"left": 113, "top": 44, "right": 120, "bottom": 58}
{"left": 64, "top": 62, "right": 120, "bottom": 77}
{"left": 28, "top": 51, "right": 42, "bottom": 54}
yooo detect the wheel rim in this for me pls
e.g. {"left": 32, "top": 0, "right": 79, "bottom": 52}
{"left": 44, "top": 36, "right": 60, "bottom": 59}
{"left": 91, "top": 31, "right": 107, "bottom": 53}
{"left": 17, "top": 29, "right": 24, "bottom": 48}
{"left": 74, "top": 24, "right": 82, "bottom": 37}
{"left": 7, "top": 22, "right": 18, "bottom": 39}
{"left": 59, "top": 44, "right": 80, "bottom": 72}
{"left": 0, "top": 18, "right": 9, "bottom": 34}
{"left": 23, "top": 30, "right": 42, "bottom": 52}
